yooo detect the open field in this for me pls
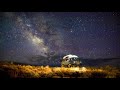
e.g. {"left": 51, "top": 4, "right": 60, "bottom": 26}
{"left": 0, "top": 62, "right": 120, "bottom": 78}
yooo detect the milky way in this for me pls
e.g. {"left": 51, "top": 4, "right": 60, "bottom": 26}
{"left": 0, "top": 12, "right": 120, "bottom": 65}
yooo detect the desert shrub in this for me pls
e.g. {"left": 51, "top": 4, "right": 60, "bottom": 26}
{"left": 116, "top": 72, "right": 120, "bottom": 78}
{"left": 0, "top": 62, "right": 120, "bottom": 78}
{"left": 89, "top": 71, "right": 107, "bottom": 78}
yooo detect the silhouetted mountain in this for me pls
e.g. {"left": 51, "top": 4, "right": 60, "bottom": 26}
{"left": 27, "top": 55, "right": 120, "bottom": 67}
{"left": 27, "top": 54, "right": 66, "bottom": 66}
{"left": 0, "top": 55, "right": 120, "bottom": 67}
{"left": 81, "top": 58, "right": 120, "bottom": 67}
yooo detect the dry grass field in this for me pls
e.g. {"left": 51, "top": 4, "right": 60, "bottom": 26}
{"left": 0, "top": 62, "right": 120, "bottom": 78}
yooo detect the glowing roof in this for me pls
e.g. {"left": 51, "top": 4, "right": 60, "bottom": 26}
{"left": 63, "top": 54, "right": 78, "bottom": 59}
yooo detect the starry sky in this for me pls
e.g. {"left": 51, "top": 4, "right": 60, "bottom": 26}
{"left": 0, "top": 12, "right": 120, "bottom": 64}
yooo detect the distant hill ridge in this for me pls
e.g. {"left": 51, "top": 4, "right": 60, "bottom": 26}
{"left": 0, "top": 55, "right": 120, "bottom": 67}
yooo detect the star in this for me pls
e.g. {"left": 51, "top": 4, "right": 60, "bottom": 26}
{"left": 70, "top": 30, "right": 73, "bottom": 33}
{"left": 26, "top": 24, "right": 31, "bottom": 27}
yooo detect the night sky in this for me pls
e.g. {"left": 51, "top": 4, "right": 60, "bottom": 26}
{"left": 0, "top": 12, "right": 120, "bottom": 65}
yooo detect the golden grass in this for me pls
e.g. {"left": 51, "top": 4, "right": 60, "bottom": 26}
{"left": 0, "top": 62, "right": 120, "bottom": 78}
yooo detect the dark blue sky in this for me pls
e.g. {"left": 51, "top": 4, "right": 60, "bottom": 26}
{"left": 0, "top": 12, "right": 120, "bottom": 63}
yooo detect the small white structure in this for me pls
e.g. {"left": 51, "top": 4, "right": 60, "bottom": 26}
{"left": 63, "top": 54, "right": 78, "bottom": 60}
{"left": 61, "top": 54, "right": 82, "bottom": 67}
